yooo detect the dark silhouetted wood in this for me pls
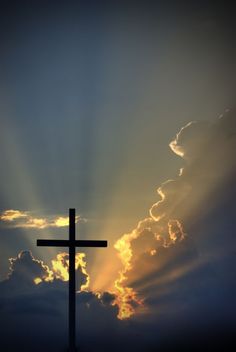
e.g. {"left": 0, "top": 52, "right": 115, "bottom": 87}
{"left": 37, "top": 240, "right": 107, "bottom": 247}
{"left": 37, "top": 208, "right": 108, "bottom": 352}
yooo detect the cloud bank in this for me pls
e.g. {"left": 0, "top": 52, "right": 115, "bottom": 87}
{"left": 113, "top": 109, "right": 236, "bottom": 321}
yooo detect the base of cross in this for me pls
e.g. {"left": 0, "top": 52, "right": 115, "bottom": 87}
{"left": 67, "top": 344, "right": 78, "bottom": 352}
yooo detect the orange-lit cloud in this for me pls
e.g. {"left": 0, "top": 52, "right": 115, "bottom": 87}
{"left": 50, "top": 252, "right": 90, "bottom": 291}
{"left": 113, "top": 216, "right": 186, "bottom": 319}
{"left": 112, "top": 109, "right": 236, "bottom": 320}
{"left": 34, "top": 252, "right": 90, "bottom": 291}
{"left": 34, "top": 277, "right": 43, "bottom": 284}
{"left": 52, "top": 216, "right": 70, "bottom": 227}
{"left": 0, "top": 209, "right": 29, "bottom": 221}
{"left": 0, "top": 209, "right": 82, "bottom": 229}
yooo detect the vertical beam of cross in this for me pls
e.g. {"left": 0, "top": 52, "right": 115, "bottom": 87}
{"left": 37, "top": 209, "right": 108, "bottom": 352}
{"left": 69, "top": 208, "right": 76, "bottom": 351}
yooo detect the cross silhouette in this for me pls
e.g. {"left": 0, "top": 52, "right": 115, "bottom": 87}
{"left": 37, "top": 208, "right": 107, "bottom": 352}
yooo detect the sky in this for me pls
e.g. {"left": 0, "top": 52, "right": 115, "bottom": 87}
{"left": 0, "top": 1, "right": 235, "bottom": 351}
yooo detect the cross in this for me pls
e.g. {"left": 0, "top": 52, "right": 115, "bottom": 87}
{"left": 37, "top": 208, "right": 107, "bottom": 352}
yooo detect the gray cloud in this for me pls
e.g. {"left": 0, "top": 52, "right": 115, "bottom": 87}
{"left": 0, "top": 250, "right": 51, "bottom": 295}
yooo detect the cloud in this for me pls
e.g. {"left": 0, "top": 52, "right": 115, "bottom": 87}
{"left": 0, "top": 250, "right": 123, "bottom": 352}
{"left": 169, "top": 120, "right": 211, "bottom": 159}
{"left": 49, "top": 252, "right": 90, "bottom": 291}
{"left": 0, "top": 209, "right": 84, "bottom": 229}
{"left": 0, "top": 250, "right": 91, "bottom": 294}
{"left": 0, "top": 251, "right": 53, "bottom": 294}
{"left": 113, "top": 109, "right": 236, "bottom": 320}
{"left": 0, "top": 209, "right": 29, "bottom": 221}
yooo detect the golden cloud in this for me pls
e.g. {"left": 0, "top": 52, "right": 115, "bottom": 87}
{"left": 34, "top": 252, "right": 90, "bottom": 291}
{"left": 0, "top": 210, "right": 82, "bottom": 229}
{"left": 0, "top": 209, "right": 28, "bottom": 221}
{"left": 112, "top": 110, "right": 236, "bottom": 320}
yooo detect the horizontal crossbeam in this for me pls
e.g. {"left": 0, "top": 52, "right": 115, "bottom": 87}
{"left": 37, "top": 239, "right": 107, "bottom": 247}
